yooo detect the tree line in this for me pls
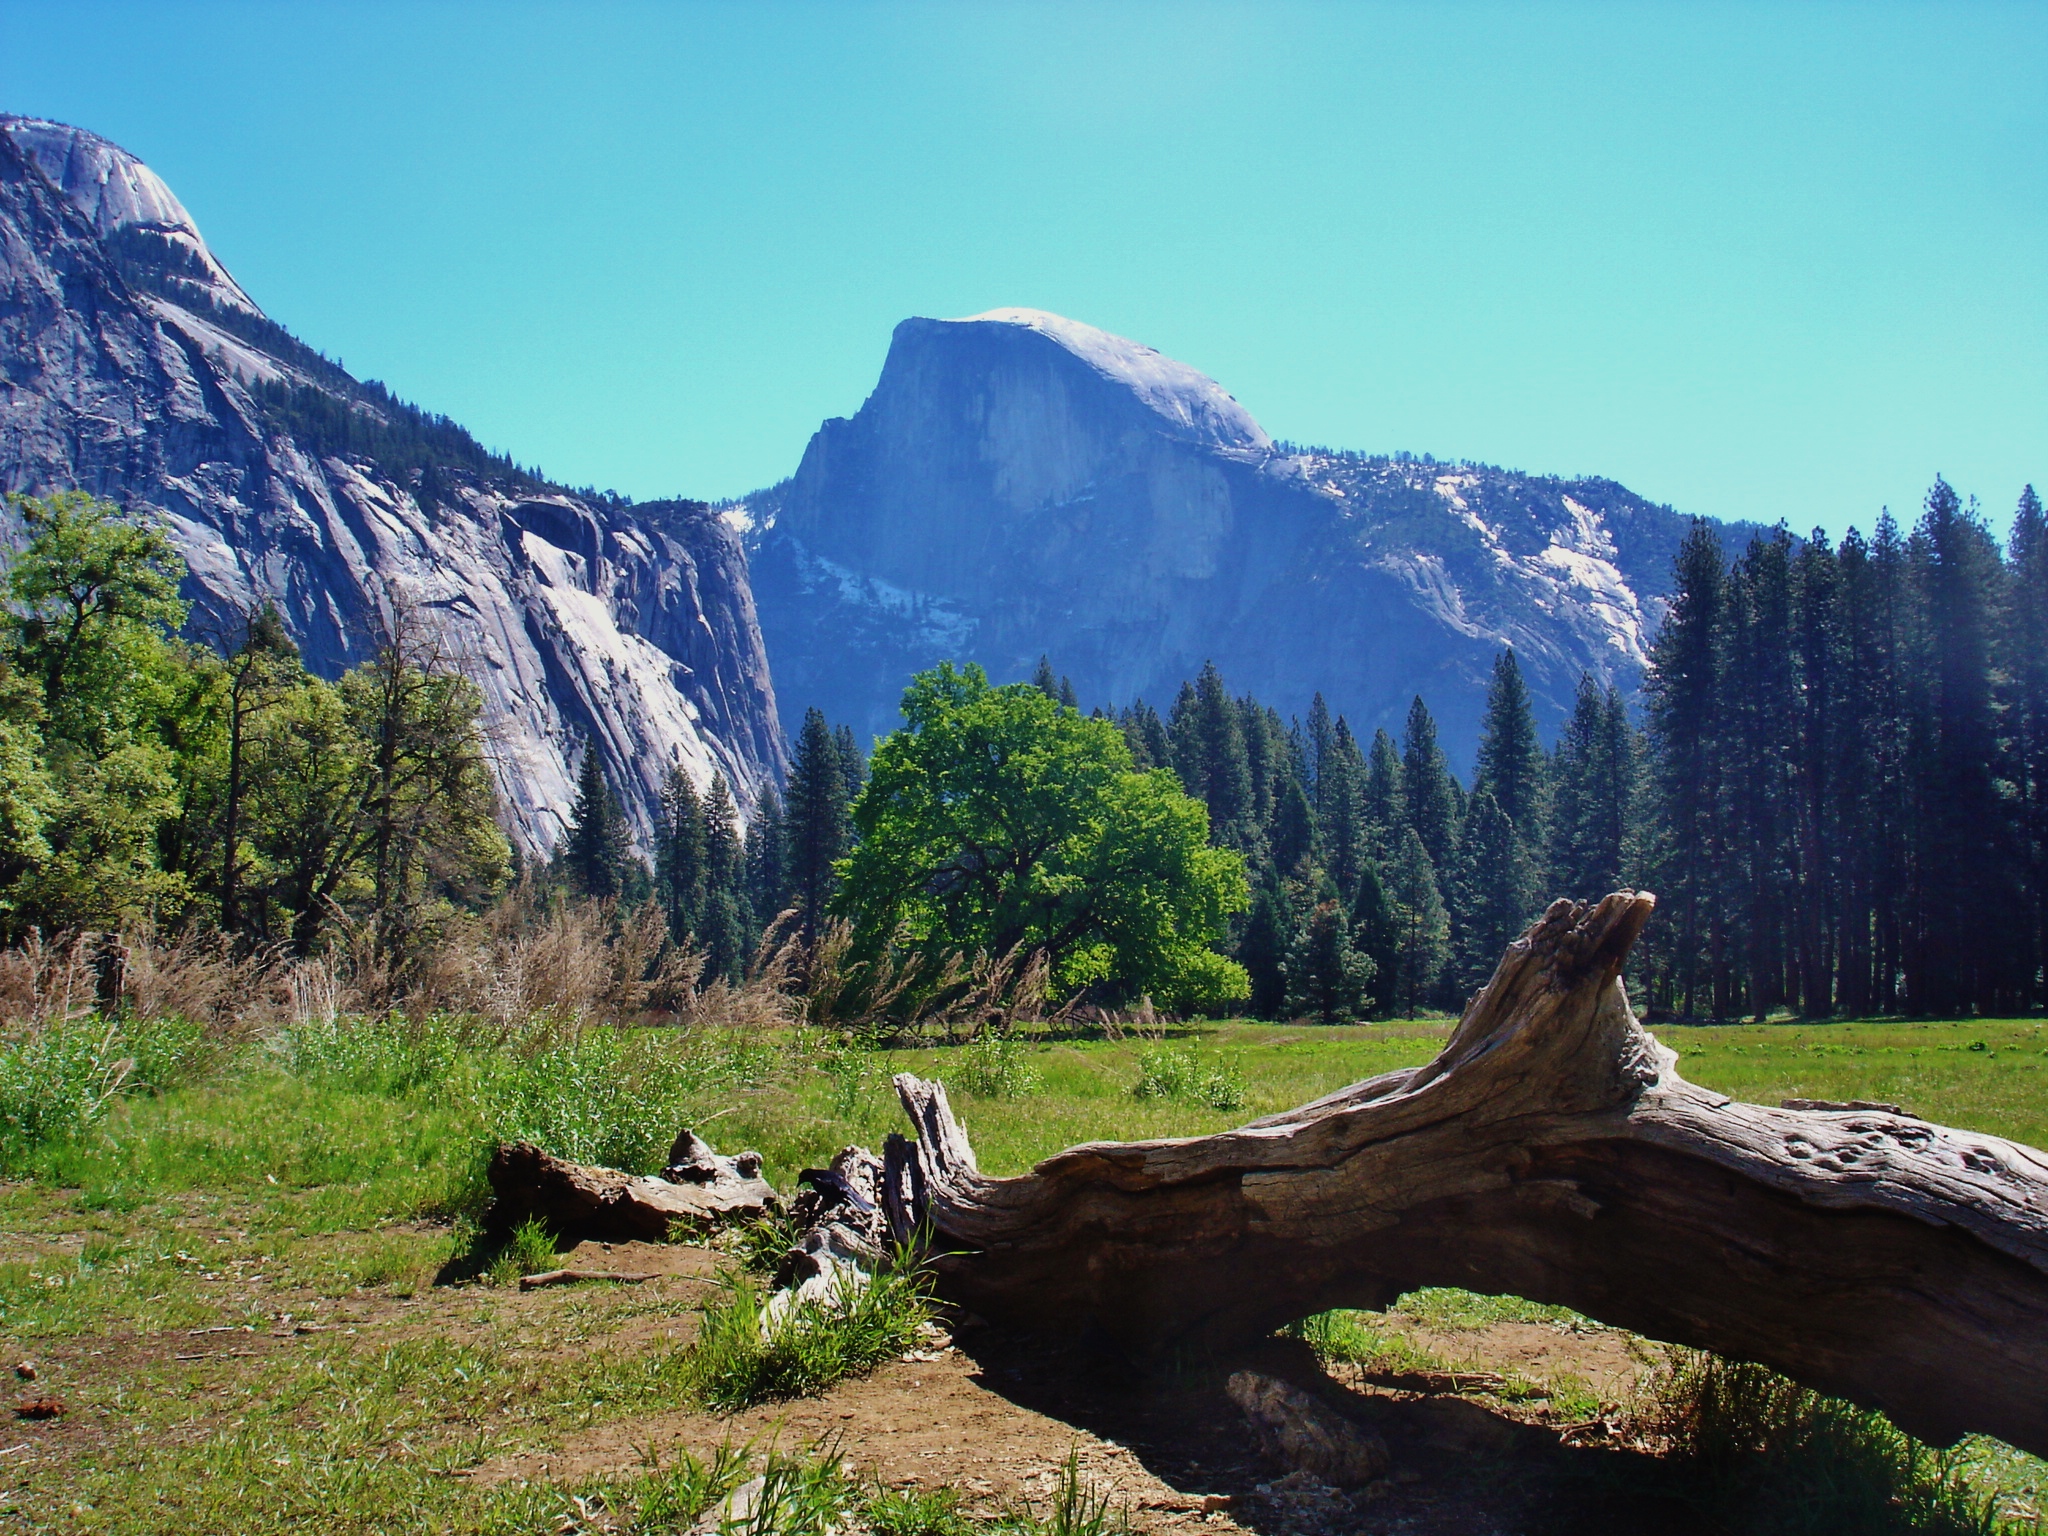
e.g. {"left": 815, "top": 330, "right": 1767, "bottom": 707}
{"left": 0, "top": 493, "right": 509, "bottom": 962}
{"left": 685, "top": 478, "right": 2043, "bottom": 1025}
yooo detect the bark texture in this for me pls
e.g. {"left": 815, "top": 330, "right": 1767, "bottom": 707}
{"left": 883, "top": 892, "right": 2048, "bottom": 1456}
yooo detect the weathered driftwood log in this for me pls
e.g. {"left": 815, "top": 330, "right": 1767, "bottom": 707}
{"left": 487, "top": 1131, "right": 777, "bottom": 1241}
{"left": 882, "top": 892, "right": 2048, "bottom": 1456}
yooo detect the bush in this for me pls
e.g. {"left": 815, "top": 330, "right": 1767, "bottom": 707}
{"left": 686, "top": 1265, "right": 932, "bottom": 1410}
{"left": 1130, "top": 1042, "right": 1246, "bottom": 1111}
{"left": 952, "top": 1030, "right": 1041, "bottom": 1099}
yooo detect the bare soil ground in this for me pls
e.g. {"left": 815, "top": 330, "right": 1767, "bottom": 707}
{"left": 455, "top": 1245, "right": 1657, "bottom": 1536}
{"left": 6, "top": 1231, "right": 1666, "bottom": 1534}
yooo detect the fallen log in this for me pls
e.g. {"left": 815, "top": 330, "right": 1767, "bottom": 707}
{"left": 486, "top": 1131, "right": 777, "bottom": 1242}
{"left": 882, "top": 891, "right": 2048, "bottom": 1456}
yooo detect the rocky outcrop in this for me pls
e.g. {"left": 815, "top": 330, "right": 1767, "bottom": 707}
{"left": 741, "top": 307, "right": 1743, "bottom": 763}
{"left": 0, "top": 116, "right": 783, "bottom": 852}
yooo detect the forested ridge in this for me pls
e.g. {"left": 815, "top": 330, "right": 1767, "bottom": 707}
{"left": 686, "top": 477, "right": 2046, "bottom": 1024}
{"left": 9, "top": 476, "right": 2045, "bottom": 1026}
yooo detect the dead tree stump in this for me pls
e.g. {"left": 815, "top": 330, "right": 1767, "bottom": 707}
{"left": 881, "top": 892, "right": 2048, "bottom": 1457}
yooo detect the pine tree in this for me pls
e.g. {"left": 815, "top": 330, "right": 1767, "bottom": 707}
{"left": 1031, "top": 655, "right": 1057, "bottom": 697}
{"left": 1386, "top": 826, "right": 1450, "bottom": 1018}
{"left": 1362, "top": 729, "right": 1405, "bottom": 861}
{"left": 1549, "top": 676, "right": 1640, "bottom": 901}
{"left": 1171, "top": 663, "right": 1254, "bottom": 848}
{"left": 1472, "top": 650, "right": 1548, "bottom": 842}
{"left": 1906, "top": 480, "right": 2018, "bottom": 1014}
{"left": 1645, "top": 519, "right": 1727, "bottom": 1019}
{"left": 700, "top": 774, "right": 748, "bottom": 982}
{"left": 1401, "top": 697, "right": 1458, "bottom": 873}
{"left": 563, "top": 740, "right": 630, "bottom": 901}
{"left": 2009, "top": 486, "right": 2048, "bottom": 1008}
{"left": 1284, "top": 900, "right": 1375, "bottom": 1023}
{"left": 1118, "top": 701, "right": 1172, "bottom": 771}
{"left": 1350, "top": 856, "right": 1399, "bottom": 1017}
{"left": 1722, "top": 529, "right": 1799, "bottom": 1018}
{"left": 743, "top": 783, "right": 789, "bottom": 934}
{"left": 1269, "top": 771, "right": 1317, "bottom": 878}
{"left": 1452, "top": 791, "right": 1530, "bottom": 992}
{"left": 785, "top": 707, "right": 850, "bottom": 943}
{"left": 1321, "top": 719, "right": 1369, "bottom": 897}
{"left": 1790, "top": 531, "right": 1844, "bottom": 1015}
{"left": 1306, "top": 693, "right": 1336, "bottom": 823}
{"left": 1239, "top": 884, "right": 1292, "bottom": 1019}
{"left": 655, "top": 761, "right": 706, "bottom": 942}
{"left": 834, "top": 723, "right": 868, "bottom": 805}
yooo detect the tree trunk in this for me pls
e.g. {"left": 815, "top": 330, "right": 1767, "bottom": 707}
{"left": 881, "top": 891, "right": 2048, "bottom": 1457}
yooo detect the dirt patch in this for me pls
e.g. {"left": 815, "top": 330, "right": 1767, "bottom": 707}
{"left": 468, "top": 1294, "right": 1648, "bottom": 1535}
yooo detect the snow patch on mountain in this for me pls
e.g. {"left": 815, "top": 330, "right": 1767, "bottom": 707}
{"left": 948, "top": 308, "right": 1271, "bottom": 451}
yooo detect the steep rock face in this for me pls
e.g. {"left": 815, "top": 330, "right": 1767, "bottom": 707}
{"left": 743, "top": 308, "right": 1725, "bottom": 764}
{"left": 0, "top": 117, "right": 783, "bottom": 852}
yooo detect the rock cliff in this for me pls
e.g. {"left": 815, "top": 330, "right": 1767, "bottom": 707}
{"left": 742, "top": 308, "right": 1732, "bottom": 764}
{"left": 0, "top": 117, "right": 783, "bottom": 853}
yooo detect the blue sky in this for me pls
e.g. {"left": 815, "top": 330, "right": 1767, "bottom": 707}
{"left": 4, "top": 2, "right": 2041, "bottom": 541}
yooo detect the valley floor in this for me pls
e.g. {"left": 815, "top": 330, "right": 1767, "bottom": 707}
{"left": 4, "top": 1016, "right": 2046, "bottom": 1532}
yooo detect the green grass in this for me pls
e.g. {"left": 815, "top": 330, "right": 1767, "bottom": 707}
{"left": 6, "top": 1007, "right": 2048, "bottom": 1532}
{"left": 1667, "top": 1017, "right": 2048, "bottom": 1149}
{"left": 685, "top": 1264, "right": 934, "bottom": 1410}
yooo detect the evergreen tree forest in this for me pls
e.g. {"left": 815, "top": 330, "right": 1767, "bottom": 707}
{"left": 1089, "top": 478, "right": 2048, "bottom": 1023}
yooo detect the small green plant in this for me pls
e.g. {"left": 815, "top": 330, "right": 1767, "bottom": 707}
{"left": 686, "top": 1264, "right": 932, "bottom": 1410}
{"left": 726, "top": 1207, "right": 805, "bottom": 1275}
{"left": 953, "top": 1030, "right": 1042, "bottom": 1099}
{"left": 1130, "top": 1042, "right": 1245, "bottom": 1111}
{"left": 864, "top": 1482, "right": 975, "bottom": 1536}
{"left": 1006, "top": 1450, "right": 1129, "bottom": 1536}
{"left": 630, "top": 1439, "right": 756, "bottom": 1532}
{"left": 627, "top": 1439, "right": 878, "bottom": 1535}
{"left": 819, "top": 1041, "right": 877, "bottom": 1117}
{"left": 487, "top": 1215, "right": 558, "bottom": 1285}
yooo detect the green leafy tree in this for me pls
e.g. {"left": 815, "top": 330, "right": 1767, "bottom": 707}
{"left": 836, "top": 663, "right": 1249, "bottom": 1009}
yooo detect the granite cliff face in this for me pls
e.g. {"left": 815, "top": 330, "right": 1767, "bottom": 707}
{"left": 0, "top": 117, "right": 783, "bottom": 852}
{"left": 741, "top": 308, "right": 1717, "bottom": 765}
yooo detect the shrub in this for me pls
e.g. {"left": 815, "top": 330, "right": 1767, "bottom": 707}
{"left": 952, "top": 1030, "right": 1041, "bottom": 1099}
{"left": 1130, "top": 1042, "right": 1246, "bottom": 1111}
{"left": 686, "top": 1265, "right": 932, "bottom": 1410}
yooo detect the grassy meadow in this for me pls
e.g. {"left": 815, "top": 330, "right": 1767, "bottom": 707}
{"left": 3, "top": 1006, "right": 2046, "bottom": 1532}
